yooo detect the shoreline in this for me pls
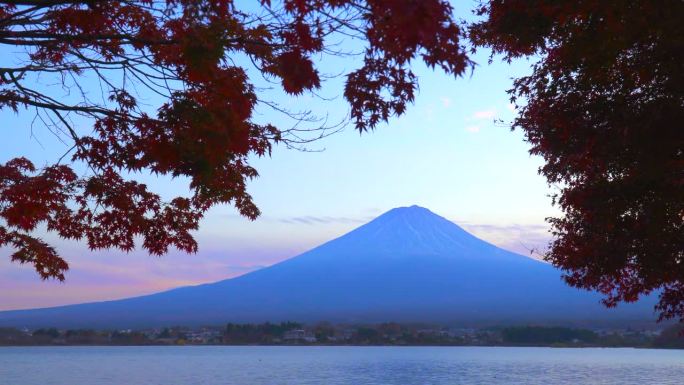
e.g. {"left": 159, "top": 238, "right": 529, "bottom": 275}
{"left": 1, "top": 343, "right": 680, "bottom": 350}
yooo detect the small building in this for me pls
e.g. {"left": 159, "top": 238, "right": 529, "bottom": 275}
{"left": 283, "top": 329, "right": 316, "bottom": 343}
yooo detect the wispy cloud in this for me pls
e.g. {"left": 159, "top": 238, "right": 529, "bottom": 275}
{"left": 472, "top": 108, "right": 497, "bottom": 120}
{"left": 225, "top": 264, "right": 266, "bottom": 272}
{"left": 440, "top": 97, "right": 452, "bottom": 108}
{"left": 463, "top": 108, "right": 498, "bottom": 133}
{"left": 279, "top": 215, "right": 372, "bottom": 225}
{"left": 0, "top": 246, "right": 270, "bottom": 311}
{"left": 458, "top": 221, "right": 552, "bottom": 259}
{"left": 461, "top": 223, "right": 549, "bottom": 233}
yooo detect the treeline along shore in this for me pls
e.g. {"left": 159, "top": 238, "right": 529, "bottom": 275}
{"left": 1, "top": 322, "right": 682, "bottom": 349}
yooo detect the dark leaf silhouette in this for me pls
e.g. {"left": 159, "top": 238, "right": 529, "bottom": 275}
{"left": 471, "top": 0, "right": 684, "bottom": 322}
{"left": 0, "top": 1, "right": 469, "bottom": 280}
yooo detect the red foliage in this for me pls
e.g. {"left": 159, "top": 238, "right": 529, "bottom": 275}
{"left": 0, "top": 1, "right": 469, "bottom": 281}
{"left": 471, "top": 0, "right": 684, "bottom": 322}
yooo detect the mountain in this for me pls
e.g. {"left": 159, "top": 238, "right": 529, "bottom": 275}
{"left": 0, "top": 205, "right": 657, "bottom": 328}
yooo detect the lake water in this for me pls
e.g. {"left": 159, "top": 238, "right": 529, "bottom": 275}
{"left": 1, "top": 346, "right": 682, "bottom": 385}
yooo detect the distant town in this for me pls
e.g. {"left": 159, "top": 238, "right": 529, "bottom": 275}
{"left": 1, "top": 322, "right": 682, "bottom": 349}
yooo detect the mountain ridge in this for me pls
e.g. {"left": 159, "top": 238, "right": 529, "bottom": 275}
{"left": 0, "top": 205, "right": 657, "bottom": 328}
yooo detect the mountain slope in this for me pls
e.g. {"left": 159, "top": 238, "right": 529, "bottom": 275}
{"left": 0, "top": 206, "right": 656, "bottom": 328}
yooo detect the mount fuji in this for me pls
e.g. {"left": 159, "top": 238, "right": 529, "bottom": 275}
{"left": 0, "top": 205, "right": 656, "bottom": 328}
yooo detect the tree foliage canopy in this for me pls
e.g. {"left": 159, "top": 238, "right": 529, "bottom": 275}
{"left": 1, "top": 0, "right": 682, "bottom": 322}
{"left": 0, "top": 0, "right": 469, "bottom": 279}
{"left": 471, "top": 0, "right": 683, "bottom": 322}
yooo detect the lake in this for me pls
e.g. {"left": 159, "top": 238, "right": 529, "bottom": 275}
{"left": 1, "top": 346, "right": 682, "bottom": 385}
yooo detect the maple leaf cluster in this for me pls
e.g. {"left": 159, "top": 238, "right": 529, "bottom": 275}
{"left": 0, "top": 1, "right": 469, "bottom": 281}
{"left": 471, "top": 0, "right": 684, "bottom": 322}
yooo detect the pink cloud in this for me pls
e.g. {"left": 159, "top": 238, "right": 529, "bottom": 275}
{"left": 472, "top": 109, "right": 497, "bottom": 120}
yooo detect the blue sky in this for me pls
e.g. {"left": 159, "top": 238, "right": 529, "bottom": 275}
{"left": 0, "top": 7, "right": 559, "bottom": 310}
